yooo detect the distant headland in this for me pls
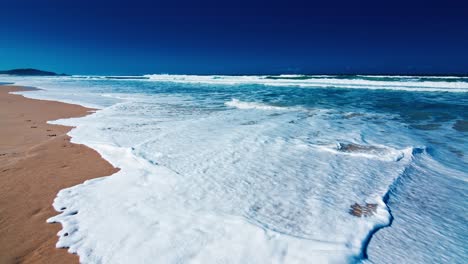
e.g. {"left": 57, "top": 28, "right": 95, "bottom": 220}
{"left": 0, "top": 68, "right": 67, "bottom": 76}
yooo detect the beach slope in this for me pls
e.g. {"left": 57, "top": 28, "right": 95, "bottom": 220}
{"left": 0, "top": 85, "right": 117, "bottom": 264}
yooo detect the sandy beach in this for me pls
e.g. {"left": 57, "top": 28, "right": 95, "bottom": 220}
{"left": 0, "top": 85, "right": 117, "bottom": 264}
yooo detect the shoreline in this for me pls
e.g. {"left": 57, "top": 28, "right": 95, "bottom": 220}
{"left": 0, "top": 85, "right": 118, "bottom": 263}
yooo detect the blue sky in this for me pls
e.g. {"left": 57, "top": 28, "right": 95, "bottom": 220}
{"left": 1, "top": 0, "right": 467, "bottom": 75}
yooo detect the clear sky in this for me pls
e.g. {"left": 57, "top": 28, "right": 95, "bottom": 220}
{"left": 1, "top": 0, "right": 467, "bottom": 75}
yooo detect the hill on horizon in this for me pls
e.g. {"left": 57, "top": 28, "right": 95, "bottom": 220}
{"left": 0, "top": 68, "right": 67, "bottom": 76}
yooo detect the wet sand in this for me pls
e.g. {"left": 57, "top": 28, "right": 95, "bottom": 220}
{"left": 0, "top": 86, "right": 118, "bottom": 263}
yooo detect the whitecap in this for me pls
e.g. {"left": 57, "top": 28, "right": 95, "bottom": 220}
{"left": 224, "top": 99, "right": 287, "bottom": 110}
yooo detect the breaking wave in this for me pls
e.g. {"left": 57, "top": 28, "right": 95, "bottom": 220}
{"left": 225, "top": 99, "right": 287, "bottom": 110}
{"left": 145, "top": 74, "right": 468, "bottom": 93}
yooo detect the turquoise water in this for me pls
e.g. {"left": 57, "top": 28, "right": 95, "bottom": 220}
{"left": 3, "top": 75, "right": 467, "bottom": 263}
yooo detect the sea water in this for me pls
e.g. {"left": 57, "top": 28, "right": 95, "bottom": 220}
{"left": 3, "top": 75, "right": 467, "bottom": 263}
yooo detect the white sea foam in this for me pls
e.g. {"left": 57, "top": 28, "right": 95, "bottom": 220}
{"left": 41, "top": 97, "right": 418, "bottom": 263}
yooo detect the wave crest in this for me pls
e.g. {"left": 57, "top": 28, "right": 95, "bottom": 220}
{"left": 224, "top": 99, "right": 286, "bottom": 110}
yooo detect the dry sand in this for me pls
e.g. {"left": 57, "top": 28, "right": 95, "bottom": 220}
{"left": 0, "top": 85, "right": 118, "bottom": 264}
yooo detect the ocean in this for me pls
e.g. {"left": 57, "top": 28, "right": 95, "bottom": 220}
{"left": 3, "top": 75, "right": 467, "bottom": 263}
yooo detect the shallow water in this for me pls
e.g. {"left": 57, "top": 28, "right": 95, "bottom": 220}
{"left": 3, "top": 75, "right": 467, "bottom": 263}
